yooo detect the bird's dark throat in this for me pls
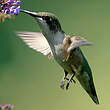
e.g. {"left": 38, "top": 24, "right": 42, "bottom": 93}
{"left": 42, "top": 16, "right": 62, "bottom": 32}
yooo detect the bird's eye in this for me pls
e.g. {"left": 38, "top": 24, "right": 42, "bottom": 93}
{"left": 43, "top": 16, "right": 52, "bottom": 22}
{"left": 42, "top": 16, "right": 46, "bottom": 20}
{"left": 45, "top": 16, "right": 50, "bottom": 21}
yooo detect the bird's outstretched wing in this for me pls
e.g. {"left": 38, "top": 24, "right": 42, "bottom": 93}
{"left": 17, "top": 31, "right": 53, "bottom": 59}
{"left": 68, "top": 36, "right": 92, "bottom": 52}
{"left": 63, "top": 35, "right": 92, "bottom": 61}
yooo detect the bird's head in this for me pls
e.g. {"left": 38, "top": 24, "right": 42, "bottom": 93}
{"left": 20, "top": 9, "right": 62, "bottom": 34}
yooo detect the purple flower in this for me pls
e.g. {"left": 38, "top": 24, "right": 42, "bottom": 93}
{"left": 14, "top": 6, "right": 20, "bottom": 15}
{"left": 0, "top": 105, "right": 2, "bottom": 109}
{"left": 11, "top": 6, "right": 16, "bottom": 9}
{"left": 3, "top": 104, "right": 14, "bottom": 110}
{"left": 0, "top": 104, "right": 14, "bottom": 110}
{"left": 0, "top": 0, "right": 21, "bottom": 16}
{"left": 16, "top": 1, "right": 21, "bottom": 5}
{"left": 3, "top": 104, "right": 9, "bottom": 109}
{"left": 10, "top": 9, "right": 14, "bottom": 13}
{"left": 1, "top": 5, "right": 4, "bottom": 9}
{"left": 5, "top": 9, "right": 10, "bottom": 14}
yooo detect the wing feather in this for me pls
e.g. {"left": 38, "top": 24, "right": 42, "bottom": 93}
{"left": 17, "top": 31, "right": 53, "bottom": 57}
{"left": 62, "top": 35, "right": 92, "bottom": 61}
{"left": 68, "top": 36, "right": 92, "bottom": 52}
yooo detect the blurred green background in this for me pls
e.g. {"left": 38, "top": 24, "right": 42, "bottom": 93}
{"left": 0, "top": 0, "right": 110, "bottom": 110}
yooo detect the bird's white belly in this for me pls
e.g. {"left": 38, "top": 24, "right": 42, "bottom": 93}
{"left": 52, "top": 45, "right": 73, "bottom": 74}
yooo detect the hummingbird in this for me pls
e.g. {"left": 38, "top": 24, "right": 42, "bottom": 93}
{"left": 17, "top": 9, "right": 99, "bottom": 104}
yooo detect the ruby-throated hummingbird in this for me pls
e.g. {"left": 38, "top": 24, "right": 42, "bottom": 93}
{"left": 17, "top": 9, "right": 99, "bottom": 104}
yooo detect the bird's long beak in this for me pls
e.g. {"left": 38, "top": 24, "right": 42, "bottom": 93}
{"left": 20, "top": 9, "right": 41, "bottom": 18}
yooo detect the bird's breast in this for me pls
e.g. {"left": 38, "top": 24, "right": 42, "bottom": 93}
{"left": 51, "top": 44, "right": 73, "bottom": 73}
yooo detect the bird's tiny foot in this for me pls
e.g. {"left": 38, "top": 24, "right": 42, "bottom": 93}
{"left": 60, "top": 76, "right": 70, "bottom": 89}
{"left": 66, "top": 74, "right": 75, "bottom": 90}
{"left": 66, "top": 79, "right": 76, "bottom": 90}
{"left": 72, "top": 79, "right": 76, "bottom": 84}
{"left": 66, "top": 82, "right": 70, "bottom": 90}
{"left": 60, "top": 70, "right": 68, "bottom": 89}
{"left": 60, "top": 79, "right": 65, "bottom": 89}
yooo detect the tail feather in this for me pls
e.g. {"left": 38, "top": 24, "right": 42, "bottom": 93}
{"left": 76, "top": 74, "right": 99, "bottom": 104}
{"left": 88, "top": 80, "right": 99, "bottom": 104}
{"left": 72, "top": 48, "right": 99, "bottom": 104}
